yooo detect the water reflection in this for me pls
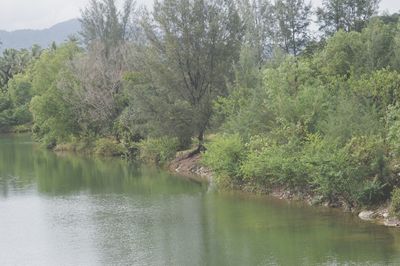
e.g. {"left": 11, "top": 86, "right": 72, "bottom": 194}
{"left": 1, "top": 134, "right": 400, "bottom": 265}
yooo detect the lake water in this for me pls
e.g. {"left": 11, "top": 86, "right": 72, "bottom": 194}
{"left": 1, "top": 134, "right": 400, "bottom": 265}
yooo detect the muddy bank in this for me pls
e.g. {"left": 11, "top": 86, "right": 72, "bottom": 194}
{"left": 168, "top": 153, "right": 212, "bottom": 183}
{"left": 169, "top": 152, "right": 400, "bottom": 228}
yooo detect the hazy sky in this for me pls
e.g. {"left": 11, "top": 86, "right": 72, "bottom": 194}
{"left": 0, "top": 0, "right": 400, "bottom": 31}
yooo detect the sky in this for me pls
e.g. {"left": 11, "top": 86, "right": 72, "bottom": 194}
{"left": 0, "top": 0, "right": 400, "bottom": 31}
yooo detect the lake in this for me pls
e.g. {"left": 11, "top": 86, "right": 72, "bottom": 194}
{"left": 1, "top": 134, "right": 400, "bottom": 265}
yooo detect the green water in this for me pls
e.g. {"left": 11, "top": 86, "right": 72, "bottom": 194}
{"left": 1, "top": 135, "right": 400, "bottom": 265}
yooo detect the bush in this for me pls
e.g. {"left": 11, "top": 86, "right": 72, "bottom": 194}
{"left": 387, "top": 104, "right": 400, "bottom": 157}
{"left": 138, "top": 137, "right": 179, "bottom": 165}
{"left": 12, "top": 124, "right": 31, "bottom": 133}
{"left": 307, "top": 135, "right": 388, "bottom": 206}
{"left": 13, "top": 104, "right": 32, "bottom": 125}
{"left": 75, "top": 135, "right": 96, "bottom": 153}
{"left": 94, "top": 138, "right": 127, "bottom": 157}
{"left": 0, "top": 110, "right": 14, "bottom": 131}
{"left": 53, "top": 143, "right": 78, "bottom": 152}
{"left": 241, "top": 135, "right": 309, "bottom": 189}
{"left": 307, "top": 144, "right": 354, "bottom": 205}
{"left": 390, "top": 188, "right": 400, "bottom": 218}
{"left": 346, "top": 136, "right": 387, "bottom": 180}
{"left": 202, "top": 134, "right": 246, "bottom": 185}
{"left": 0, "top": 93, "right": 12, "bottom": 112}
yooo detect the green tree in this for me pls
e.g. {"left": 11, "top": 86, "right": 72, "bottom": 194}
{"left": 0, "top": 48, "right": 32, "bottom": 91}
{"left": 80, "top": 0, "right": 137, "bottom": 49}
{"left": 317, "top": 0, "right": 380, "bottom": 35}
{"left": 237, "top": 0, "right": 274, "bottom": 65}
{"left": 273, "top": 0, "right": 312, "bottom": 56}
{"left": 131, "top": 0, "right": 243, "bottom": 149}
{"left": 30, "top": 42, "right": 82, "bottom": 146}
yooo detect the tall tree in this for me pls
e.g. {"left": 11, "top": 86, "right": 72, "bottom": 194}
{"left": 58, "top": 43, "right": 130, "bottom": 135}
{"left": 237, "top": 0, "right": 275, "bottom": 65}
{"left": 58, "top": 0, "right": 139, "bottom": 136}
{"left": 273, "top": 0, "right": 312, "bottom": 56}
{"left": 131, "top": 0, "right": 243, "bottom": 149}
{"left": 80, "top": 0, "right": 137, "bottom": 49}
{"left": 317, "top": 0, "right": 380, "bottom": 35}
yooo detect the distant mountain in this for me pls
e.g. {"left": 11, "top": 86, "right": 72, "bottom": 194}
{"left": 0, "top": 19, "right": 81, "bottom": 52}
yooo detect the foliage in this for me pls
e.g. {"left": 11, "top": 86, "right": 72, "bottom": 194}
{"left": 387, "top": 104, "right": 400, "bottom": 157}
{"left": 138, "top": 137, "right": 179, "bottom": 165}
{"left": 80, "top": 0, "right": 138, "bottom": 48}
{"left": 204, "top": 19, "right": 400, "bottom": 205}
{"left": 317, "top": 0, "right": 380, "bottom": 35}
{"left": 273, "top": 0, "right": 312, "bottom": 56}
{"left": 306, "top": 135, "right": 387, "bottom": 206}
{"left": 94, "top": 138, "right": 127, "bottom": 156}
{"left": 133, "top": 0, "right": 243, "bottom": 148}
{"left": 202, "top": 134, "right": 246, "bottom": 185}
{"left": 390, "top": 188, "right": 400, "bottom": 217}
{"left": 30, "top": 42, "right": 81, "bottom": 146}
{"left": 241, "top": 135, "right": 308, "bottom": 188}
{"left": 0, "top": 48, "right": 38, "bottom": 90}
{"left": 3, "top": 0, "right": 400, "bottom": 209}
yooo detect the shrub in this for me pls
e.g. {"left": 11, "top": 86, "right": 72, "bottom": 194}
{"left": 356, "top": 179, "right": 386, "bottom": 206}
{"left": 202, "top": 134, "right": 246, "bottom": 185}
{"left": 387, "top": 104, "right": 400, "bottom": 157}
{"left": 0, "top": 110, "right": 14, "bottom": 131}
{"left": 12, "top": 124, "right": 31, "bottom": 133}
{"left": 138, "top": 137, "right": 179, "bottom": 165}
{"left": 75, "top": 135, "right": 96, "bottom": 153}
{"left": 0, "top": 93, "right": 12, "bottom": 112}
{"left": 390, "top": 188, "right": 400, "bottom": 218}
{"left": 94, "top": 138, "right": 127, "bottom": 157}
{"left": 345, "top": 136, "right": 387, "bottom": 180}
{"left": 303, "top": 135, "right": 359, "bottom": 206}
{"left": 54, "top": 142, "right": 78, "bottom": 152}
{"left": 13, "top": 104, "right": 32, "bottom": 125}
{"left": 307, "top": 135, "right": 389, "bottom": 207}
{"left": 241, "top": 135, "right": 309, "bottom": 189}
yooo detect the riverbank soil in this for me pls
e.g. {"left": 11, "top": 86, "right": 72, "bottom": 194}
{"left": 168, "top": 152, "right": 212, "bottom": 183}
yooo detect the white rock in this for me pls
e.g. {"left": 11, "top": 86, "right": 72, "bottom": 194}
{"left": 358, "top": 211, "right": 375, "bottom": 221}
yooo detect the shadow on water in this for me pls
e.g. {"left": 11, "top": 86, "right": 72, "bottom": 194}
{"left": 0, "top": 134, "right": 205, "bottom": 197}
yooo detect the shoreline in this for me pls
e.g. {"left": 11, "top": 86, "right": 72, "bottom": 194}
{"left": 5, "top": 132, "right": 398, "bottom": 228}
{"left": 169, "top": 152, "right": 400, "bottom": 228}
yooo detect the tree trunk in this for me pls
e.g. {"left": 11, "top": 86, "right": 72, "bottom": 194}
{"left": 185, "top": 130, "right": 206, "bottom": 158}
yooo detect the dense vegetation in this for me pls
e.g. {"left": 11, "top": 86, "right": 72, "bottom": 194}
{"left": 1, "top": 0, "right": 400, "bottom": 209}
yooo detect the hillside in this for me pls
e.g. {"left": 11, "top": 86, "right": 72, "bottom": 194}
{"left": 0, "top": 19, "right": 81, "bottom": 52}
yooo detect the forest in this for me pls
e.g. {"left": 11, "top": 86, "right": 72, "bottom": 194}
{"left": 1, "top": 0, "right": 400, "bottom": 212}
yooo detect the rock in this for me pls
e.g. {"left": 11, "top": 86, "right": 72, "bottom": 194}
{"left": 310, "top": 195, "right": 324, "bottom": 206}
{"left": 383, "top": 211, "right": 389, "bottom": 219}
{"left": 358, "top": 211, "right": 375, "bottom": 221}
{"left": 384, "top": 218, "right": 400, "bottom": 227}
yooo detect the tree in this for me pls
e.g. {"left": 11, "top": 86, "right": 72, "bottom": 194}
{"left": 58, "top": 43, "right": 130, "bottom": 135}
{"left": 131, "top": 0, "right": 243, "bottom": 150}
{"left": 0, "top": 49, "right": 32, "bottom": 91}
{"left": 273, "top": 0, "right": 312, "bottom": 56}
{"left": 237, "top": 0, "right": 274, "bottom": 65}
{"left": 317, "top": 0, "right": 380, "bottom": 35}
{"left": 80, "top": 0, "right": 137, "bottom": 50}
{"left": 30, "top": 42, "right": 82, "bottom": 146}
{"left": 314, "top": 18, "right": 399, "bottom": 78}
{"left": 63, "top": 0, "right": 139, "bottom": 137}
